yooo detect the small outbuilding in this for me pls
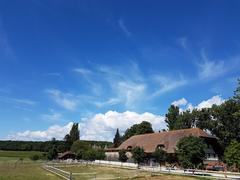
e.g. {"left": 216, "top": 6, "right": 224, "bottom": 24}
{"left": 58, "top": 151, "right": 76, "bottom": 160}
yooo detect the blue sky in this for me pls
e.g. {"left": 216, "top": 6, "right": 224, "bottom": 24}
{"left": 0, "top": 0, "right": 240, "bottom": 141}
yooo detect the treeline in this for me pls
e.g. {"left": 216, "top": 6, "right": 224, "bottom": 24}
{"left": 165, "top": 79, "right": 240, "bottom": 150}
{"left": 0, "top": 140, "right": 112, "bottom": 152}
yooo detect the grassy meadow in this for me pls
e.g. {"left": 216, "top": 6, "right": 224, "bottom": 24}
{"left": 0, "top": 150, "right": 206, "bottom": 180}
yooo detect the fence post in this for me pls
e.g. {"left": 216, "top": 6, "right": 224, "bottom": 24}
{"left": 69, "top": 172, "right": 72, "bottom": 180}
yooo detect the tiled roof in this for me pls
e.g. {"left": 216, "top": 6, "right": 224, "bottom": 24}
{"left": 116, "top": 128, "right": 216, "bottom": 153}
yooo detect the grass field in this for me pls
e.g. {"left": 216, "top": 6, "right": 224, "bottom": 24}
{"left": 58, "top": 165, "right": 203, "bottom": 180}
{"left": 0, "top": 150, "right": 43, "bottom": 160}
{"left": 0, "top": 150, "right": 204, "bottom": 180}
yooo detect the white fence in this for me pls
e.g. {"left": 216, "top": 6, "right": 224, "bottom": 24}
{"left": 94, "top": 160, "right": 138, "bottom": 168}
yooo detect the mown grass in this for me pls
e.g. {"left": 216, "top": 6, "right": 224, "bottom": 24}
{"left": 0, "top": 150, "right": 43, "bottom": 160}
{"left": 0, "top": 151, "right": 205, "bottom": 180}
{"left": 59, "top": 165, "right": 203, "bottom": 180}
{"left": 0, "top": 161, "right": 59, "bottom": 180}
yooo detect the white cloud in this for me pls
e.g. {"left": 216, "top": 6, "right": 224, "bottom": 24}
{"left": 172, "top": 98, "right": 188, "bottom": 106}
{"left": 118, "top": 18, "right": 131, "bottom": 37}
{"left": 173, "top": 95, "right": 225, "bottom": 112}
{"left": 7, "top": 111, "right": 166, "bottom": 141}
{"left": 80, "top": 111, "right": 166, "bottom": 141}
{"left": 8, "top": 122, "right": 73, "bottom": 141}
{"left": 46, "top": 89, "right": 78, "bottom": 111}
{"left": 196, "top": 95, "right": 225, "bottom": 109}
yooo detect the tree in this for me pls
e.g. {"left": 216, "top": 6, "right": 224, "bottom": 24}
{"left": 165, "top": 105, "right": 179, "bottom": 130}
{"left": 211, "top": 100, "right": 240, "bottom": 148}
{"left": 71, "top": 140, "right": 105, "bottom": 161}
{"left": 233, "top": 78, "right": 240, "bottom": 103}
{"left": 132, "top": 147, "right": 145, "bottom": 167}
{"left": 118, "top": 149, "right": 128, "bottom": 162}
{"left": 194, "top": 108, "right": 212, "bottom": 130}
{"left": 47, "top": 146, "right": 58, "bottom": 160}
{"left": 81, "top": 148, "right": 105, "bottom": 161}
{"left": 113, "top": 129, "right": 121, "bottom": 148}
{"left": 175, "top": 136, "right": 207, "bottom": 169}
{"left": 224, "top": 140, "right": 240, "bottom": 172}
{"left": 69, "top": 123, "right": 80, "bottom": 142}
{"left": 71, "top": 140, "right": 90, "bottom": 159}
{"left": 123, "top": 121, "right": 154, "bottom": 140}
{"left": 64, "top": 123, "right": 80, "bottom": 150}
{"left": 153, "top": 148, "right": 167, "bottom": 167}
{"left": 174, "top": 110, "right": 195, "bottom": 130}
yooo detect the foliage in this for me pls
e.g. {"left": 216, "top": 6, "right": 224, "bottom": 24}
{"left": 165, "top": 105, "right": 179, "bottom": 130}
{"left": 113, "top": 128, "right": 121, "bottom": 148}
{"left": 47, "top": 146, "right": 58, "bottom": 160}
{"left": 122, "top": 121, "right": 154, "bottom": 140}
{"left": 0, "top": 140, "right": 111, "bottom": 153}
{"left": 233, "top": 78, "right": 240, "bottom": 103}
{"left": 211, "top": 99, "right": 240, "bottom": 148}
{"left": 132, "top": 147, "right": 145, "bottom": 164}
{"left": 174, "top": 110, "right": 194, "bottom": 130}
{"left": 118, "top": 149, "right": 128, "bottom": 162}
{"left": 224, "top": 140, "right": 240, "bottom": 171}
{"left": 71, "top": 140, "right": 91, "bottom": 159}
{"left": 175, "top": 136, "right": 207, "bottom": 169}
{"left": 64, "top": 123, "right": 80, "bottom": 150}
{"left": 71, "top": 140, "right": 105, "bottom": 161}
{"left": 30, "top": 154, "right": 40, "bottom": 161}
{"left": 153, "top": 148, "right": 167, "bottom": 166}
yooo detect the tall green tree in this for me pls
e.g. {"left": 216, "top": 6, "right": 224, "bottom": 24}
{"left": 113, "top": 128, "right": 121, "bottom": 148}
{"left": 165, "top": 105, "right": 179, "bottom": 130}
{"left": 194, "top": 108, "right": 212, "bottom": 130}
{"left": 64, "top": 123, "right": 80, "bottom": 150}
{"left": 69, "top": 123, "right": 80, "bottom": 142}
{"left": 211, "top": 100, "right": 240, "bottom": 148}
{"left": 175, "top": 136, "right": 207, "bottom": 169}
{"left": 224, "top": 140, "right": 240, "bottom": 171}
{"left": 132, "top": 147, "right": 145, "bottom": 167}
{"left": 174, "top": 110, "right": 195, "bottom": 130}
{"left": 123, "top": 121, "right": 154, "bottom": 140}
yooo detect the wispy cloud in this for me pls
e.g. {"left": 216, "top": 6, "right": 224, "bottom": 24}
{"left": 0, "top": 96, "right": 36, "bottom": 106}
{"left": 0, "top": 25, "right": 15, "bottom": 60}
{"left": 150, "top": 75, "right": 187, "bottom": 98}
{"left": 41, "top": 109, "right": 62, "bottom": 121}
{"left": 118, "top": 18, "right": 131, "bottom": 37}
{"left": 42, "top": 72, "right": 61, "bottom": 77}
{"left": 197, "top": 51, "right": 240, "bottom": 80}
{"left": 46, "top": 89, "right": 78, "bottom": 111}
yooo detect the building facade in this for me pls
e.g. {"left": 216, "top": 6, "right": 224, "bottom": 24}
{"left": 105, "top": 128, "right": 221, "bottom": 164}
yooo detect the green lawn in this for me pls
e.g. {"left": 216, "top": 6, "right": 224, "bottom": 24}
{"left": 0, "top": 150, "right": 204, "bottom": 180}
{"left": 0, "top": 150, "right": 43, "bottom": 160}
{"left": 58, "top": 164, "right": 203, "bottom": 180}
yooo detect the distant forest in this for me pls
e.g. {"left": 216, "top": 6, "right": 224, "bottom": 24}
{"left": 0, "top": 140, "right": 112, "bottom": 152}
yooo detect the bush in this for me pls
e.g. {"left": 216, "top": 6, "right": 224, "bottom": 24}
{"left": 119, "top": 150, "right": 128, "bottom": 162}
{"left": 30, "top": 154, "right": 40, "bottom": 161}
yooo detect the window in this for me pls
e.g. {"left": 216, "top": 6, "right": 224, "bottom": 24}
{"left": 127, "top": 146, "right": 132, "bottom": 150}
{"left": 157, "top": 144, "right": 165, "bottom": 149}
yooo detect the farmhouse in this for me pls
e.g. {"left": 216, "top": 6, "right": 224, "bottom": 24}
{"left": 105, "top": 128, "right": 221, "bottom": 164}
